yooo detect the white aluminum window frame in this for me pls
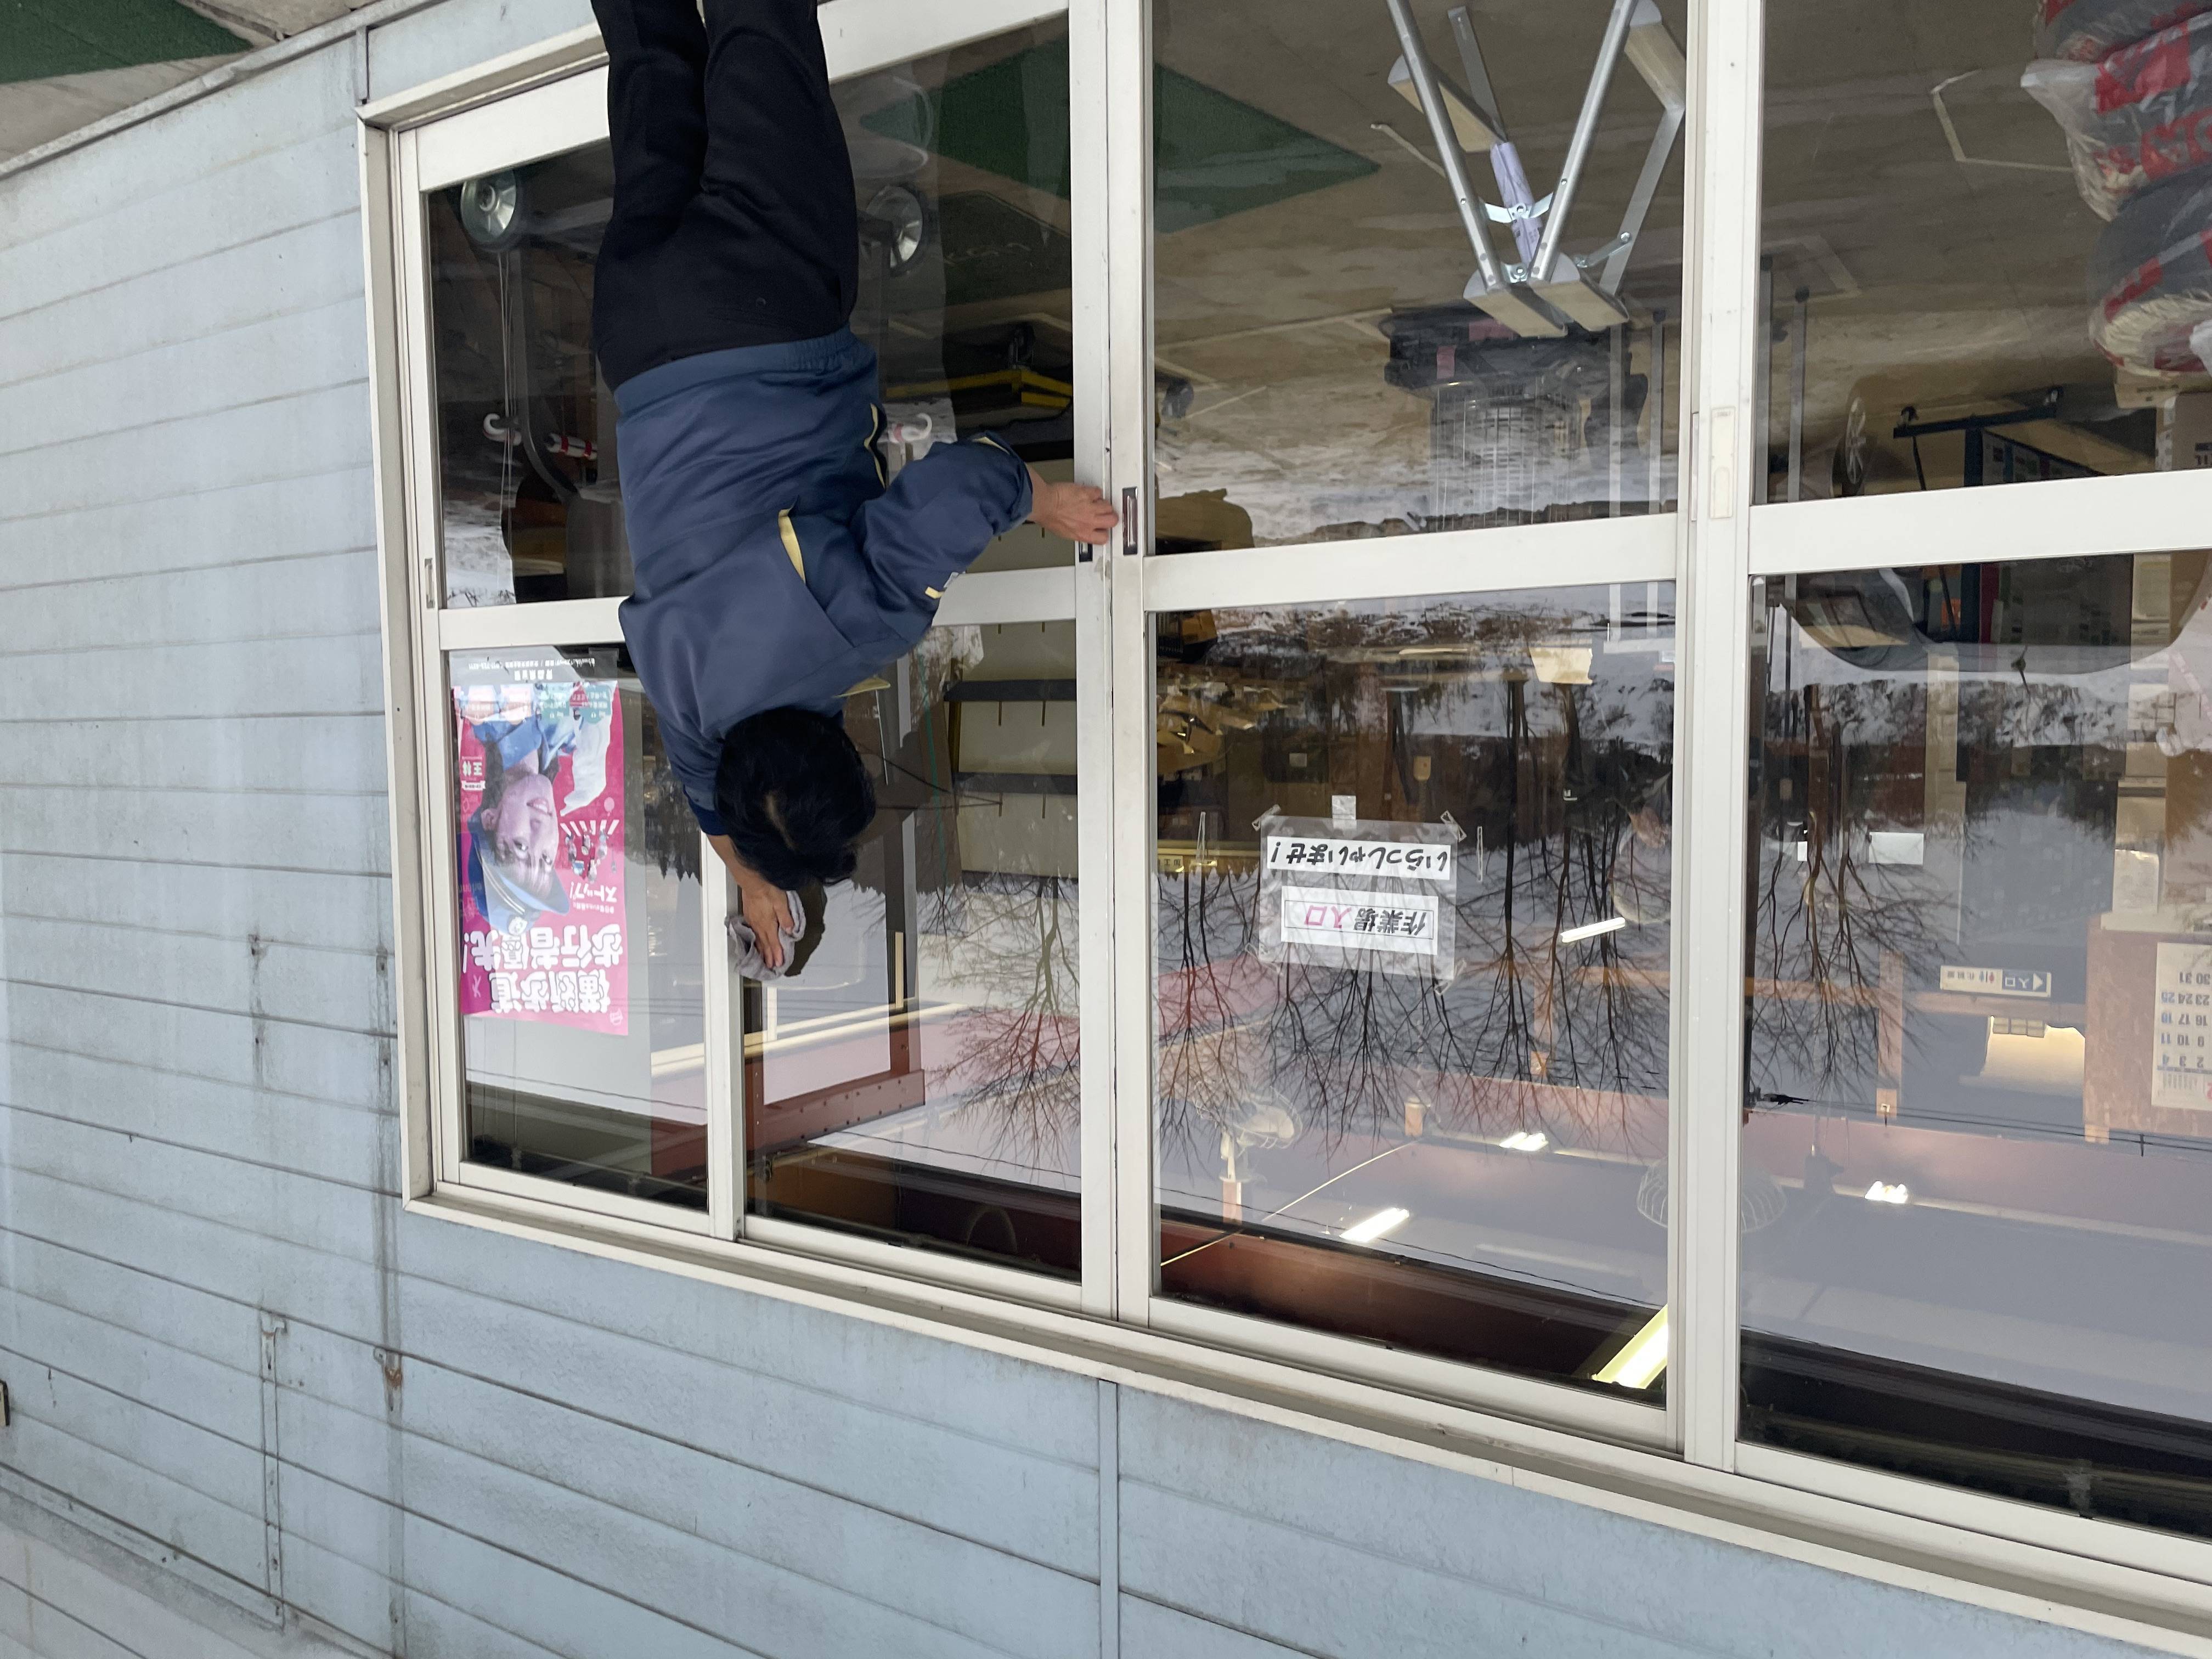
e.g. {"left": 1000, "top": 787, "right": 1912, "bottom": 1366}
{"left": 1688, "top": 0, "right": 2212, "bottom": 1601}
{"left": 356, "top": 0, "right": 2212, "bottom": 1641}
{"left": 372, "top": 0, "right": 1109, "bottom": 1300}
{"left": 1120, "top": 514, "right": 1681, "bottom": 1452}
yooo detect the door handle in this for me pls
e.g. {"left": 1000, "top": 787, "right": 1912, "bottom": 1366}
{"left": 1121, "top": 486, "right": 1141, "bottom": 557}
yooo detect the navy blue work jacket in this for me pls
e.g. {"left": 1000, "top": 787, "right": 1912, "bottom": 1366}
{"left": 613, "top": 329, "right": 1034, "bottom": 836}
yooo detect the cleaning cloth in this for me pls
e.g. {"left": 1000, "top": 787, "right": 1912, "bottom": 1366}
{"left": 727, "top": 887, "right": 805, "bottom": 981}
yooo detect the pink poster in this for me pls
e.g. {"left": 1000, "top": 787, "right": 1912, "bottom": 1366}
{"left": 453, "top": 675, "right": 629, "bottom": 1034}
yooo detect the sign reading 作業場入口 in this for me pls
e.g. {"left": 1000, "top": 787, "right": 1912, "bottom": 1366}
{"left": 1278, "top": 887, "right": 1440, "bottom": 957}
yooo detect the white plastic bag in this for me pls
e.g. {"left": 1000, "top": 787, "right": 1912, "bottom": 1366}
{"left": 2025, "top": 15, "right": 2212, "bottom": 219}
{"left": 2091, "top": 169, "right": 2212, "bottom": 370}
{"left": 2036, "top": 0, "right": 2212, "bottom": 63}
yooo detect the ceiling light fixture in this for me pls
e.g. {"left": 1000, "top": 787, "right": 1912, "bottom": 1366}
{"left": 1499, "top": 1131, "right": 1549, "bottom": 1152}
{"left": 1593, "top": 1306, "right": 1669, "bottom": 1390}
{"left": 1558, "top": 916, "right": 1627, "bottom": 944}
{"left": 1341, "top": 1206, "right": 1410, "bottom": 1245}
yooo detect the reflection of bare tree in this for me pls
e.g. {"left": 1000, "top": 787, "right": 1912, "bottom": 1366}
{"left": 927, "top": 871, "right": 1082, "bottom": 1167}
{"left": 1154, "top": 597, "right": 1676, "bottom": 1173}
{"left": 1155, "top": 846, "right": 1673, "bottom": 1167}
{"left": 1157, "top": 857, "right": 1262, "bottom": 1159}
{"left": 636, "top": 695, "right": 703, "bottom": 885}
{"left": 1746, "top": 606, "right": 2140, "bottom": 1111}
{"left": 1747, "top": 679, "right": 1945, "bottom": 1097}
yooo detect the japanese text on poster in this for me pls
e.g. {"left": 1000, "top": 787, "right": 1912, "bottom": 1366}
{"left": 1263, "top": 835, "right": 1454, "bottom": 882}
{"left": 2154, "top": 941, "right": 2212, "bottom": 1111}
{"left": 1279, "top": 887, "right": 1440, "bottom": 958}
{"left": 454, "top": 676, "right": 629, "bottom": 1034}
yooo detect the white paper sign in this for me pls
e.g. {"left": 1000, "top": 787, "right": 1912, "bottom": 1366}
{"left": 2154, "top": 942, "right": 2212, "bottom": 1111}
{"left": 1279, "top": 887, "right": 1439, "bottom": 957}
{"left": 1263, "top": 836, "right": 1455, "bottom": 882}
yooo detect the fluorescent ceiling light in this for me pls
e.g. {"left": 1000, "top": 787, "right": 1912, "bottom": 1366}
{"left": 1865, "top": 1181, "right": 1910, "bottom": 1205}
{"left": 1593, "top": 1306, "right": 1669, "bottom": 1390}
{"left": 1341, "top": 1206, "right": 1410, "bottom": 1245}
{"left": 1499, "top": 1131, "right": 1549, "bottom": 1152}
{"left": 1558, "top": 916, "right": 1627, "bottom": 944}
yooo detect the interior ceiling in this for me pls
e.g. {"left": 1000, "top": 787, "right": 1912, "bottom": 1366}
{"left": 1140, "top": 0, "right": 1695, "bottom": 535}
{"left": 1760, "top": 0, "right": 2135, "bottom": 489}
{"left": 0, "top": 0, "right": 368, "bottom": 164}
{"left": 1131, "top": 0, "right": 2135, "bottom": 517}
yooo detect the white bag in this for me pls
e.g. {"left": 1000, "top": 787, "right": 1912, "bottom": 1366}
{"left": 2025, "top": 15, "right": 2212, "bottom": 219}
{"left": 2036, "top": 0, "right": 2212, "bottom": 63}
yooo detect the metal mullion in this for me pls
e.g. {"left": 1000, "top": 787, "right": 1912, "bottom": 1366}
{"left": 702, "top": 841, "right": 738, "bottom": 1241}
{"left": 1748, "top": 472, "right": 2212, "bottom": 577}
{"left": 408, "top": 0, "right": 1081, "bottom": 191}
{"left": 364, "top": 118, "right": 435, "bottom": 1204}
{"left": 397, "top": 127, "right": 470, "bottom": 1190}
{"left": 1140, "top": 516, "right": 1677, "bottom": 616}
{"left": 743, "top": 1215, "right": 1086, "bottom": 1310}
{"left": 415, "top": 67, "right": 606, "bottom": 191}
{"left": 1075, "top": 556, "right": 1118, "bottom": 1314}
{"left": 438, "top": 597, "right": 625, "bottom": 653}
{"left": 1105, "top": 0, "right": 1157, "bottom": 1327}
{"left": 1671, "top": 0, "right": 1763, "bottom": 1471}
{"left": 1143, "top": 1299, "right": 1667, "bottom": 1449}
{"left": 1736, "top": 1442, "right": 2212, "bottom": 1596}
{"left": 1069, "top": 0, "right": 1118, "bottom": 1319}
{"left": 820, "top": 0, "right": 1075, "bottom": 83}
{"left": 444, "top": 1159, "right": 720, "bottom": 1236}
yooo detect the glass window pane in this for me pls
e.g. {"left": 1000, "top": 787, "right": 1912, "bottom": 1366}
{"left": 431, "top": 148, "right": 627, "bottom": 607}
{"left": 1154, "top": 588, "right": 1674, "bottom": 1396}
{"left": 1150, "top": 0, "right": 1685, "bottom": 552}
{"left": 746, "top": 623, "right": 1081, "bottom": 1278}
{"left": 451, "top": 645, "right": 707, "bottom": 1208}
{"left": 1760, "top": 2, "right": 2172, "bottom": 500}
{"left": 1743, "top": 553, "right": 2212, "bottom": 1538}
{"left": 425, "top": 20, "right": 1079, "bottom": 607}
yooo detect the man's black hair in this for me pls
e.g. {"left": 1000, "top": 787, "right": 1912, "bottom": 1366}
{"left": 714, "top": 707, "right": 876, "bottom": 892}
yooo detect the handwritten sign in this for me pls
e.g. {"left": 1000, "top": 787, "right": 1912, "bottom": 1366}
{"left": 2154, "top": 941, "right": 2212, "bottom": 1111}
{"left": 1263, "top": 836, "right": 1454, "bottom": 883}
{"left": 1279, "top": 887, "right": 1439, "bottom": 957}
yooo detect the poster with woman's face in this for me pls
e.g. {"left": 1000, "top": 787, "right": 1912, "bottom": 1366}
{"left": 453, "top": 676, "right": 629, "bottom": 1034}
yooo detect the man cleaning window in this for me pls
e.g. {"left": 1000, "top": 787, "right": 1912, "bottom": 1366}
{"left": 592, "top": 0, "right": 1117, "bottom": 970}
